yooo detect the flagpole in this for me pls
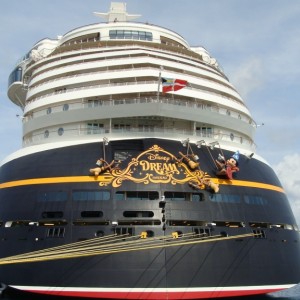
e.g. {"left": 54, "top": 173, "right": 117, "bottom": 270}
{"left": 157, "top": 66, "right": 163, "bottom": 102}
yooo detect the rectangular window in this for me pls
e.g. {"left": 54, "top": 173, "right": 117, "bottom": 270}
{"left": 87, "top": 123, "right": 104, "bottom": 134}
{"left": 116, "top": 30, "right": 124, "bottom": 39}
{"left": 109, "top": 30, "right": 117, "bottom": 39}
{"left": 108, "top": 30, "right": 152, "bottom": 41}
{"left": 115, "top": 191, "right": 159, "bottom": 200}
{"left": 139, "top": 31, "right": 146, "bottom": 40}
{"left": 245, "top": 195, "right": 268, "bottom": 205}
{"left": 164, "top": 192, "right": 187, "bottom": 201}
{"left": 196, "top": 127, "right": 213, "bottom": 137}
{"left": 124, "top": 30, "right": 132, "bottom": 39}
{"left": 37, "top": 191, "right": 68, "bottom": 202}
{"left": 191, "top": 193, "right": 205, "bottom": 202}
{"left": 209, "top": 194, "right": 241, "bottom": 203}
{"left": 72, "top": 190, "right": 110, "bottom": 201}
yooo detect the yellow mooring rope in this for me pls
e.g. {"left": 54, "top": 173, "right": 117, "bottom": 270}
{"left": 0, "top": 232, "right": 256, "bottom": 265}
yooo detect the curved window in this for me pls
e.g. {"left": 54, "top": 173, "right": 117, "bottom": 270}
{"left": 58, "top": 128, "right": 64, "bottom": 136}
{"left": 8, "top": 67, "right": 22, "bottom": 87}
{"left": 109, "top": 30, "right": 152, "bottom": 41}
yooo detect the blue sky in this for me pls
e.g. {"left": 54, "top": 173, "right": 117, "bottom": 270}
{"left": 1, "top": 0, "right": 300, "bottom": 223}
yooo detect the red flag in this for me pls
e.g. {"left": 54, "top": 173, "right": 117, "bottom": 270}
{"left": 161, "top": 78, "right": 188, "bottom": 93}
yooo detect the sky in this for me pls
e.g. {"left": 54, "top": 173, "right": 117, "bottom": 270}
{"left": 0, "top": 0, "right": 300, "bottom": 224}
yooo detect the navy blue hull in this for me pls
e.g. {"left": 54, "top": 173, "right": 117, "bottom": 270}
{"left": 0, "top": 139, "right": 299, "bottom": 299}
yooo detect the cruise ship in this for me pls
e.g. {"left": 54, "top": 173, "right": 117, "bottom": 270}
{"left": 1, "top": 2, "right": 300, "bottom": 299}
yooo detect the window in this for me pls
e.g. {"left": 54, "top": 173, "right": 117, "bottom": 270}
{"left": 72, "top": 190, "right": 110, "bottom": 201}
{"left": 196, "top": 127, "right": 212, "bottom": 137}
{"left": 165, "top": 192, "right": 188, "bottom": 201}
{"left": 109, "top": 30, "right": 153, "bottom": 41}
{"left": 191, "top": 193, "right": 205, "bottom": 202}
{"left": 209, "top": 193, "right": 241, "bottom": 203}
{"left": 37, "top": 191, "right": 68, "bottom": 202}
{"left": 8, "top": 67, "right": 22, "bottom": 86}
{"left": 58, "top": 127, "right": 64, "bottom": 136}
{"left": 63, "top": 104, "right": 69, "bottom": 111}
{"left": 115, "top": 191, "right": 125, "bottom": 201}
{"left": 46, "top": 107, "right": 52, "bottom": 114}
{"left": 44, "top": 130, "right": 49, "bottom": 138}
{"left": 114, "top": 124, "right": 131, "bottom": 131}
{"left": 245, "top": 195, "right": 268, "bottom": 205}
{"left": 87, "top": 123, "right": 104, "bottom": 134}
{"left": 88, "top": 100, "right": 103, "bottom": 107}
{"left": 123, "top": 211, "right": 154, "bottom": 218}
{"left": 116, "top": 191, "right": 159, "bottom": 201}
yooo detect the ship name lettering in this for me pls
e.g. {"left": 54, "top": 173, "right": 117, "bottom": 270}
{"left": 139, "top": 160, "right": 179, "bottom": 173}
{"left": 147, "top": 153, "right": 170, "bottom": 162}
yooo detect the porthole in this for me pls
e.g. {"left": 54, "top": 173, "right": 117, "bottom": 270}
{"left": 44, "top": 130, "right": 49, "bottom": 138}
{"left": 63, "top": 104, "right": 69, "bottom": 111}
{"left": 230, "top": 133, "right": 234, "bottom": 141}
{"left": 46, "top": 107, "right": 52, "bottom": 114}
{"left": 58, "top": 128, "right": 64, "bottom": 136}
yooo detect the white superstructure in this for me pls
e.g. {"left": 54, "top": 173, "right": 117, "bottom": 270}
{"left": 7, "top": 2, "right": 255, "bottom": 152}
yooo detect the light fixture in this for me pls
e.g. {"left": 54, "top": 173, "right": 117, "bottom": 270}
{"left": 111, "top": 221, "right": 118, "bottom": 226}
{"left": 29, "top": 222, "right": 39, "bottom": 226}
{"left": 206, "top": 222, "right": 216, "bottom": 227}
{"left": 181, "top": 138, "right": 190, "bottom": 147}
{"left": 248, "top": 153, "right": 254, "bottom": 159}
{"left": 103, "top": 137, "right": 109, "bottom": 145}
{"left": 208, "top": 141, "right": 219, "bottom": 150}
{"left": 196, "top": 140, "right": 206, "bottom": 148}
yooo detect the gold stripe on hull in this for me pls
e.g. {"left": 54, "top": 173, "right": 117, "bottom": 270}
{"left": 0, "top": 176, "right": 285, "bottom": 193}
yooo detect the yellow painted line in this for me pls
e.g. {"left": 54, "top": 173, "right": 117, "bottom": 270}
{"left": 0, "top": 175, "right": 113, "bottom": 189}
{"left": 211, "top": 178, "right": 285, "bottom": 193}
{"left": 0, "top": 175, "right": 285, "bottom": 193}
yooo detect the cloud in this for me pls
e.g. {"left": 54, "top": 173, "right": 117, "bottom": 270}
{"left": 274, "top": 153, "right": 300, "bottom": 226}
{"left": 229, "top": 58, "right": 265, "bottom": 98}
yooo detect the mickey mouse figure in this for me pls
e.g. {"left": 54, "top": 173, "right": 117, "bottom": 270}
{"left": 215, "top": 151, "right": 240, "bottom": 180}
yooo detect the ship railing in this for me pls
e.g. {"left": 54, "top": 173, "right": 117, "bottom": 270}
{"left": 23, "top": 126, "right": 256, "bottom": 149}
{"left": 28, "top": 42, "right": 221, "bottom": 78}
{"left": 29, "top": 64, "right": 232, "bottom": 102}
{"left": 25, "top": 94, "right": 253, "bottom": 126}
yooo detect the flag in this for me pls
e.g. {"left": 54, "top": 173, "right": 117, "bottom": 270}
{"left": 161, "top": 77, "right": 188, "bottom": 93}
